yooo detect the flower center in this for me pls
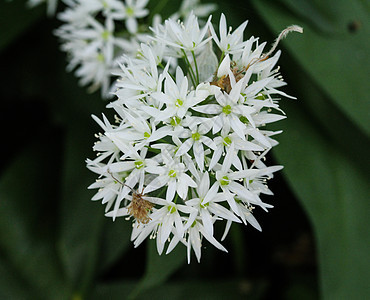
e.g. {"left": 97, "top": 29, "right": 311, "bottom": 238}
{"left": 101, "top": 30, "right": 110, "bottom": 41}
{"left": 167, "top": 205, "right": 177, "bottom": 214}
{"left": 223, "top": 136, "right": 232, "bottom": 146}
{"left": 220, "top": 175, "right": 230, "bottom": 186}
{"left": 170, "top": 116, "right": 181, "bottom": 126}
{"left": 222, "top": 105, "right": 232, "bottom": 115}
{"left": 192, "top": 132, "right": 201, "bottom": 141}
{"left": 126, "top": 7, "right": 134, "bottom": 16}
{"left": 175, "top": 98, "right": 184, "bottom": 107}
{"left": 200, "top": 201, "right": 209, "bottom": 209}
{"left": 135, "top": 160, "right": 144, "bottom": 169}
{"left": 168, "top": 169, "right": 177, "bottom": 178}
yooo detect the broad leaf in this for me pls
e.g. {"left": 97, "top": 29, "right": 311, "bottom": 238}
{"left": 0, "top": 141, "right": 70, "bottom": 299}
{"left": 252, "top": 0, "right": 370, "bottom": 136}
{"left": 269, "top": 82, "right": 370, "bottom": 299}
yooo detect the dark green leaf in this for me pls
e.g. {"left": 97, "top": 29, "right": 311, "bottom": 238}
{"left": 252, "top": 0, "right": 370, "bottom": 136}
{"left": 269, "top": 84, "right": 370, "bottom": 299}
{"left": 0, "top": 141, "right": 70, "bottom": 299}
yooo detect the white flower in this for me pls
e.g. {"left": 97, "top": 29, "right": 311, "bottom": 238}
{"left": 120, "top": 0, "right": 149, "bottom": 33}
{"left": 151, "top": 68, "right": 206, "bottom": 121}
{"left": 144, "top": 147, "right": 197, "bottom": 201}
{"left": 193, "top": 77, "right": 256, "bottom": 140}
{"left": 213, "top": 143, "right": 261, "bottom": 213}
{"left": 209, "top": 131, "right": 264, "bottom": 171}
{"left": 167, "top": 218, "right": 228, "bottom": 263}
{"left": 175, "top": 123, "right": 216, "bottom": 171}
{"left": 172, "top": 0, "right": 217, "bottom": 20}
{"left": 86, "top": 12, "right": 302, "bottom": 262}
{"left": 154, "top": 12, "right": 212, "bottom": 53}
{"left": 120, "top": 197, "right": 197, "bottom": 254}
{"left": 209, "top": 13, "right": 248, "bottom": 54}
{"left": 186, "top": 172, "right": 241, "bottom": 236}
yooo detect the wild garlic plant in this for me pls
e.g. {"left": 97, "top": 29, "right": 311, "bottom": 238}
{"left": 87, "top": 11, "right": 302, "bottom": 263}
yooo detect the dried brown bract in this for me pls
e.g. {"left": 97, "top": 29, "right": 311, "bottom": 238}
{"left": 127, "top": 189, "right": 154, "bottom": 224}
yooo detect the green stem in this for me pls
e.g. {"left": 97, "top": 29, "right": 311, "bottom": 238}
{"left": 181, "top": 49, "right": 197, "bottom": 87}
{"left": 219, "top": 51, "right": 225, "bottom": 67}
{"left": 145, "top": 146, "right": 161, "bottom": 154}
{"left": 191, "top": 50, "right": 200, "bottom": 84}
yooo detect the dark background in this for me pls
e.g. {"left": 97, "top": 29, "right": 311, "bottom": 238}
{"left": 0, "top": 0, "right": 369, "bottom": 299}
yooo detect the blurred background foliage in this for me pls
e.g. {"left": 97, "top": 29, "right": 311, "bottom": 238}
{"left": 0, "top": 0, "right": 369, "bottom": 299}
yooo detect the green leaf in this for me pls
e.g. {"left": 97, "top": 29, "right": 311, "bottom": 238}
{"left": 268, "top": 83, "right": 370, "bottom": 298}
{"left": 0, "top": 141, "right": 70, "bottom": 299}
{"left": 252, "top": 0, "right": 370, "bottom": 136}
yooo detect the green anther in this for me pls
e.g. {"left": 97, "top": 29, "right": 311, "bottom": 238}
{"left": 135, "top": 160, "right": 144, "bottom": 169}
{"left": 223, "top": 136, "right": 232, "bottom": 146}
{"left": 170, "top": 116, "right": 181, "bottom": 126}
{"left": 97, "top": 53, "right": 104, "bottom": 62}
{"left": 192, "top": 132, "right": 201, "bottom": 141}
{"left": 220, "top": 175, "right": 229, "bottom": 186}
{"left": 249, "top": 179, "right": 253, "bottom": 184}
{"left": 239, "top": 116, "right": 249, "bottom": 124}
{"left": 144, "top": 132, "right": 151, "bottom": 139}
{"left": 175, "top": 98, "right": 184, "bottom": 107}
{"left": 168, "top": 170, "right": 177, "bottom": 178}
{"left": 222, "top": 105, "right": 232, "bottom": 115}
{"left": 101, "top": 30, "right": 110, "bottom": 41}
{"left": 200, "top": 201, "right": 209, "bottom": 209}
{"left": 126, "top": 7, "right": 134, "bottom": 16}
{"left": 191, "top": 220, "right": 197, "bottom": 228}
{"left": 167, "top": 205, "right": 177, "bottom": 214}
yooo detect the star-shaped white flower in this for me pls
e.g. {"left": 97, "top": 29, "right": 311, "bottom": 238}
{"left": 144, "top": 147, "right": 197, "bottom": 201}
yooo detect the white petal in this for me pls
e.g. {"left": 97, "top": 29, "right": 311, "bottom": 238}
{"left": 200, "top": 209, "right": 214, "bottom": 236}
{"left": 176, "top": 138, "right": 193, "bottom": 156}
{"left": 193, "top": 141, "right": 204, "bottom": 172}
{"left": 144, "top": 175, "right": 168, "bottom": 193}
{"left": 160, "top": 213, "right": 174, "bottom": 244}
{"left": 245, "top": 212, "right": 262, "bottom": 231}
{"left": 166, "top": 180, "right": 177, "bottom": 202}
{"left": 192, "top": 104, "right": 221, "bottom": 114}
{"left": 198, "top": 171, "right": 210, "bottom": 197}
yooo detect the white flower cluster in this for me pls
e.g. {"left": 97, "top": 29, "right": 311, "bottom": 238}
{"left": 55, "top": 0, "right": 216, "bottom": 97}
{"left": 87, "top": 13, "right": 302, "bottom": 263}
{"left": 55, "top": 0, "right": 151, "bottom": 97}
